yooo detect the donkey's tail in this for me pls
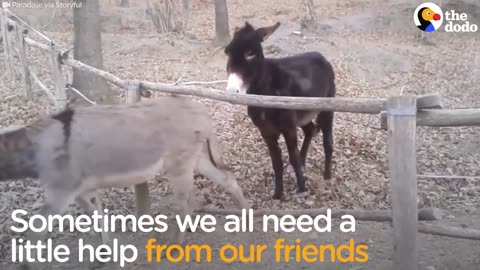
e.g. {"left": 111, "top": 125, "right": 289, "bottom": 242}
{"left": 205, "top": 134, "right": 228, "bottom": 170}
{"left": 0, "top": 126, "right": 38, "bottom": 181}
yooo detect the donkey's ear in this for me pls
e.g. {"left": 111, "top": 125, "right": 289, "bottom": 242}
{"left": 256, "top": 22, "right": 281, "bottom": 42}
{"left": 243, "top": 21, "right": 255, "bottom": 32}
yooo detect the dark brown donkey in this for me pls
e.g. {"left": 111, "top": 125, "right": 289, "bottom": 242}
{"left": 224, "top": 22, "right": 336, "bottom": 200}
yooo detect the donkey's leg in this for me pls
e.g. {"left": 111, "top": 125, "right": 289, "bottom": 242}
{"left": 195, "top": 158, "right": 249, "bottom": 209}
{"left": 22, "top": 187, "right": 75, "bottom": 270}
{"left": 282, "top": 128, "right": 307, "bottom": 194}
{"left": 171, "top": 180, "right": 194, "bottom": 245}
{"left": 76, "top": 191, "right": 113, "bottom": 247}
{"left": 160, "top": 171, "right": 195, "bottom": 262}
{"left": 154, "top": 168, "right": 195, "bottom": 261}
{"left": 195, "top": 157, "right": 254, "bottom": 252}
{"left": 160, "top": 149, "right": 199, "bottom": 248}
{"left": 317, "top": 111, "right": 334, "bottom": 179}
{"left": 300, "top": 122, "right": 316, "bottom": 170}
{"left": 259, "top": 130, "right": 284, "bottom": 200}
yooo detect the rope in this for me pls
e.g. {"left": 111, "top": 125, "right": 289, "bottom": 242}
{"left": 66, "top": 85, "right": 97, "bottom": 105}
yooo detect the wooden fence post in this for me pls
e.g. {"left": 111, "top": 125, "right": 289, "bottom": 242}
{"left": 124, "top": 80, "right": 151, "bottom": 217}
{"left": 1, "top": 8, "right": 14, "bottom": 81}
{"left": 49, "top": 43, "right": 67, "bottom": 110}
{"left": 15, "top": 26, "right": 32, "bottom": 99}
{"left": 387, "top": 95, "right": 418, "bottom": 270}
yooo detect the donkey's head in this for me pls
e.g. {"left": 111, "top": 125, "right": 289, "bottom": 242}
{"left": 224, "top": 21, "right": 280, "bottom": 94}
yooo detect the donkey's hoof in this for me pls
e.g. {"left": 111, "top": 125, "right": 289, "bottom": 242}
{"left": 236, "top": 198, "right": 251, "bottom": 210}
{"left": 296, "top": 191, "right": 308, "bottom": 198}
{"left": 297, "top": 184, "right": 307, "bottom": 194}
{"left": 272, "top": 192, "right": 283, "bottom": 200}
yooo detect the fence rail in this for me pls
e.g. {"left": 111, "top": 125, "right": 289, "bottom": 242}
{"left": 62, "top": 53, "right": 480, "bottom": 128}
{"left": 381, "top": 109, "right": 480, "bottom": 128}
{"left": 2, "top": 8, "right": 480, "bottom": 270}
{"left": 62, "top": 52, "right": 444, "bottom": 114}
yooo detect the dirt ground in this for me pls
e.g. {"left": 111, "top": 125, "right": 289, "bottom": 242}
{"left": 0, "top": 0, "right": 479, "bottom": 269}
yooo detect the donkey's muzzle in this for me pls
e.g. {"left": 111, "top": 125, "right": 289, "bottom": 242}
{"left": 226, "top": 73, "right": 247, "bottom": 94}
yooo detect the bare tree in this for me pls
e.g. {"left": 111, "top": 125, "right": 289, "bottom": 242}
{"left": 146, "top": 0, "right": 187, "bottom": 33}
{"left": 214, "top": 0, "right": 230, "bottom": 44}
{"left": 120, "top": 0, "right": 129, "bottom": 7}
{"left": 72, "top": 0, "right": 114, "bottom": 105}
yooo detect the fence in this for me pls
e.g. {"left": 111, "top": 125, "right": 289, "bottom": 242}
{"left": 2, "top": 8, "right": 480, "bottom": 270}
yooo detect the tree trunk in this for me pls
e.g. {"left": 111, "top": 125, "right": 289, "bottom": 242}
{"left": 120, "top": 0, "right": 129, "bottom": 7}
{"left": 72, "top": 0, "right": 114, "bottom": 105}
{"left": 182, "top": 0, "right": 192, "bottom": 30}
{"left": 214, "top": 0, "right": 230, "bottom": 45}
{"left": 300, "top": 0, "right": 317, "bottom": 31}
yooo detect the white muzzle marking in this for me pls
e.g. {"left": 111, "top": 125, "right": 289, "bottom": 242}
{"left": 226, "top": 73, "right": 247, "bottom": 94}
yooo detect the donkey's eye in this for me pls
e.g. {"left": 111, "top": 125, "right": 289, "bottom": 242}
{"left": 245, "top": 51, "right": 256, "bottom": 61}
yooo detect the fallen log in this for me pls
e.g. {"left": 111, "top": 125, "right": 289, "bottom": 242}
{"left": 419, "top": 223, "right": 480, "bottom": 241}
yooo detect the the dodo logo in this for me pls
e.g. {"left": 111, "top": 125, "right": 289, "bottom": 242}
{"left": 414, "top": 2, "right": 443, "bottom": 32}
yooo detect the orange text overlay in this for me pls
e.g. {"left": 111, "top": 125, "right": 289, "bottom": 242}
{"left": 145, "top": 238, "right": 368, "bottom": 263}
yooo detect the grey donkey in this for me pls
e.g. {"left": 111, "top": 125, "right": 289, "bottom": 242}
{"left": 0, "top": 95, "right": 249, "bottom": 269}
